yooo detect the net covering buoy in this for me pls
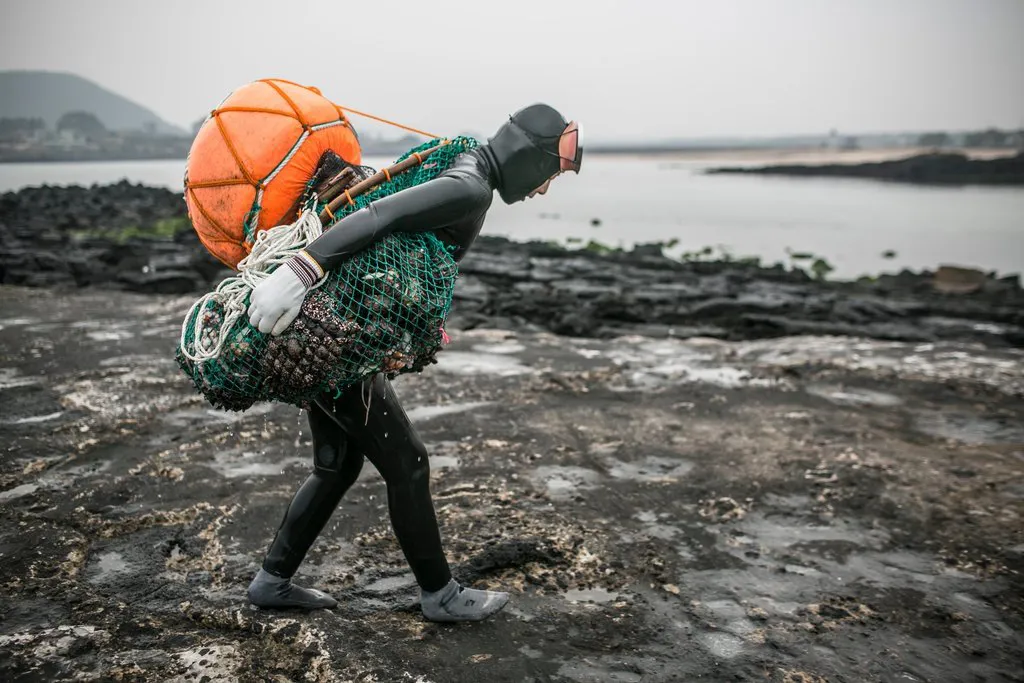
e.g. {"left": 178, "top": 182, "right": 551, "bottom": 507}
{"left": 184, "top": 79, "right": 362, "bottom": 268}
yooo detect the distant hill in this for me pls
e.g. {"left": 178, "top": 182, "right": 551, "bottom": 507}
{"left": 0, "top": 71, "right": 186, "bottom": 136}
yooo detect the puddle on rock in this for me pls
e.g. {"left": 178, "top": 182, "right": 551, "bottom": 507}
{"left": 761, "top": 493, "right": 813, "bottom": 510}
{"left": 805, "top": 384, "right": 903, "bottom": 407}
{"left": 298, "top": 543, "right": 358, "bottom": 578}
{"left": 5, "top": 460, "right": 114, "bottom": 502}
{"left": 562, "top": 587, "right": 620, "bottom": 604}
{"left": 434, "top": 351, "right": 532, "bottom": 377}
{"left": 4, "top": 411, "right": 64, "bottom": 425}
{"left": 829, "top": 551, "right": 944, "bottom": 587}
{"left": 429, "top": 455, "right": 461, "bottom": 469}
{"left": 699, "top": 600, "right": 759, "bottom": 636}
{"left": 363, "top": 573, "right": 417, "bottom": 594}
{"left": 913, "top": 412, "right": 1024, "bottom": 445}
{"left": 556, "top": 661, "right": 644, "bottom": 683}
{"left": 529, "top": 465, "right": 603, "bottom": 500}
{"left": 89, "top": 551, "right": 131, "bottom": 584}
{"left": 470, "top": 342, "right": 526, "bottom": 355}
{"left": 23, "top": 322, "right": 64, "bottom": 335}
{"left": 607, "top": 339, "right": 713, "bottom": 364}
{"left": 0, "top": 317, "right": 41, "bottom": 331}
{"left": 85, "top": 330, "right": 134, "bottom": 342}
{"left": 0, "top": 483, "right": 40, "bottom": 503}
{"left": 208, "top": 449, "right": 305, "bottom": 479}
{"left": 703, "top": 599, "right": 749, "bottom": 621}
{"left": 0, "top": 368, "right": 40, "bottom": 390}
{"left": 405, "top": 401, "right": 492, "bottom": 422}
{"left": 622, "top": 364, "right": 776, "bottom": 391}
{"left": 683, "top": 366, "right": 774, "bottom": 389}
{"left": 606, "top": 339, "right": 778, "bottom": 389}
{"left": 607, "top": 456, "right": 694, "bottom": 482}
{"left": 634, "top": 510, "right": 681, "bottom": 540}
{"left": 704, "top": 512, "right": 979, "bottom": 610}
{"left": 162, "top": 404, "right": 273, "bottom": 429}
{"left": 622, "top": 526, "right": 681, "bottom": 544}
{"left": 745, "top": 596, "right": 802, "bottom": 618}
{"left": 734, "top": 514, "right": 890, "bottom": 554}
{"left": 699, "top": 632, "right": 745, "bottom": 660}
{"left": 57, "top": 460, "right": 113, "bottom": 481}
{"left": 99, "top": 354, "right": 175, "bottom": 368}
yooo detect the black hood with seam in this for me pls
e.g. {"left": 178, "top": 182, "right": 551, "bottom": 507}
{"left": 482, "top": 103, "right": 572, "bottom": 204}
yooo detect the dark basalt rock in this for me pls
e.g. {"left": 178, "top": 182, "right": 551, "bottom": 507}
{"left": 1, "top": 182, "right": 1021, "bottom": 347}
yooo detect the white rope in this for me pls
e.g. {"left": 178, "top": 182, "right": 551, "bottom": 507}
{"left": 263, "top": 130, "right": 309, "bottom": 186}
{"left": 310, "top": 119, "right": 347, "bottom": 132}
{"left": 178, "top": 205, "right": 325, "bottom": 364}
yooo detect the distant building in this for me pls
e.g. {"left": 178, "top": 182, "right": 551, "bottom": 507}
{"left": 56, "top": 128, "right": 90, "bottom": 148}
{"left": 825, "top": 129, "right": 859, "bottom": 151}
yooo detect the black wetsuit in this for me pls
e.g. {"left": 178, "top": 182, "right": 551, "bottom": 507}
{"left": 261, "top": 148, "right": 498, "bottom": 591}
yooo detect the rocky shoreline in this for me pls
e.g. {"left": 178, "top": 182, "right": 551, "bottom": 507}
{"left": 706, "top": 151, "right": 1024, "bottom": 185}
{"left": 2, "top": 181, "right": 1022, "bottom": 347}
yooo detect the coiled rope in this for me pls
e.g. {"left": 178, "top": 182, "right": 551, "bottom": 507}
{"left": 178, "top": 204, "right": 325, "bottom": 363}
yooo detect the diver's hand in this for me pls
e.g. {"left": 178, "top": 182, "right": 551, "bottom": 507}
{"left": 248, "top": 253, "right": 323, "bottom": 336}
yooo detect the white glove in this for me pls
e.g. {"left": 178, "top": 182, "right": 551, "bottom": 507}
{"left": 248, "top": 252, "right": 323, "bottom": 336}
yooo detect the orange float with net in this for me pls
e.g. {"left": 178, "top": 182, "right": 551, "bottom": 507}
{"left": 183, "top": 78, "right": 362, "bottom": 269}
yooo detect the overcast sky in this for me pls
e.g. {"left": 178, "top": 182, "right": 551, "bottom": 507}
{"left": 2, "top": 0, "right": 1022, "bottom": 141}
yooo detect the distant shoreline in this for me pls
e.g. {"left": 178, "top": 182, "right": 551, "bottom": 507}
{"left": 588, "top": 146, "right": 1022, "bottom": 165}
{"left": 704, "top": 150, "right": 1024, "bottom": 186}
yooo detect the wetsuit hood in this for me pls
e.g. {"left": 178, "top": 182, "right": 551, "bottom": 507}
{"left": 485, "top": 103, "right": 571, "bottom": 205}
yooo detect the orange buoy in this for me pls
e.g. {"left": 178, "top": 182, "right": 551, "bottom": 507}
{"left": 184, "top": 79, "right": 362, "bottom": 269}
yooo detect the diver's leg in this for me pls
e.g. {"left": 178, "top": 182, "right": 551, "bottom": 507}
{"left": 335, "top": 375, "right": 509, "bottom": 622}
{"left": 248, "top": 400, "right": 365, "bottom": 609}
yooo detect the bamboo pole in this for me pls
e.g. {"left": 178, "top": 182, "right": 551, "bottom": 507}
{"left": 315, "top": 167, "right": 356, "bottom": 205}
{"left": 318, "top": 142, "right": 447, "bottom": 223}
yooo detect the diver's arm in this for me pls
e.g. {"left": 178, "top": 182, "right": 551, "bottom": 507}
{"left": 303, "top": 171, "right": 492, "bottom": 273}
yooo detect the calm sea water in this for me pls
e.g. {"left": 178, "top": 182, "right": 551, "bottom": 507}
{"left": 2, "top": 155, "right": 1021, "bottom": 279}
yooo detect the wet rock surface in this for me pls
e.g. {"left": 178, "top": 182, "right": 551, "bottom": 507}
{"left": 0, "top": 182, "right": 230, "bottom": 293}
{"left": 2, "top": 183, "right": 1022, "bottom": 347}
{"left": 1, "top": 287, "right": 1022, "bottom": 681}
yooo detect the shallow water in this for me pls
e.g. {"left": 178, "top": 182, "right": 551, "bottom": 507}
{"left": 528, "top": 465, "right": 604, "bottom": 500}
{"left": 562, "top": 587, "right": 620, "bottom": 604}
{"left": 913, "top": 411, "right": 1024, "bottom": 445}
{"left": 605, "top": 455, "right": 694, "bottom": 482}
{"left": 805, "top": 384, "right": 904, "bottom": 407}
{"left": 363, "top": 574, "right": 417, "bottom": 594}
{"left": 89, "top": 552, "right": 131, "bottom": 584}
{"left": 404, "top": 400, "right": 492, "bottom": 422}
{"left": 433, "top": 351, "right": 532, "bottom": 377}
{"left": 207, "top": 448, "right": 305, "bottom": 479}
{"left": 698, "top": 632, "right": 746, "bottom": 660}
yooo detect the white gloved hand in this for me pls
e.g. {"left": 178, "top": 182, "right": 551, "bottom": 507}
{"left": 248, "top": 254, "right": 321, "bottom": 336}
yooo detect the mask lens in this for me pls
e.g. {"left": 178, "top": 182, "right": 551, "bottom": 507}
{"left": 570, "top": 121, "right": 583, "bottom": 173}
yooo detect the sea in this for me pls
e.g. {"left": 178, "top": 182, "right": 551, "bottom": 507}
{"left": 1, "top": 154, "right": 1022, "bottom": 280}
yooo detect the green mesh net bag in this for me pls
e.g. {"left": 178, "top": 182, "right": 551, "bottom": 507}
{"left": 175, "top": 136, "right": 477, "bottom": 411}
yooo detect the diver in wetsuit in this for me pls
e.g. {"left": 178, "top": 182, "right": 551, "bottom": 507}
{"left": 245, "top": 104, "right": 583, "bottom": 622}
